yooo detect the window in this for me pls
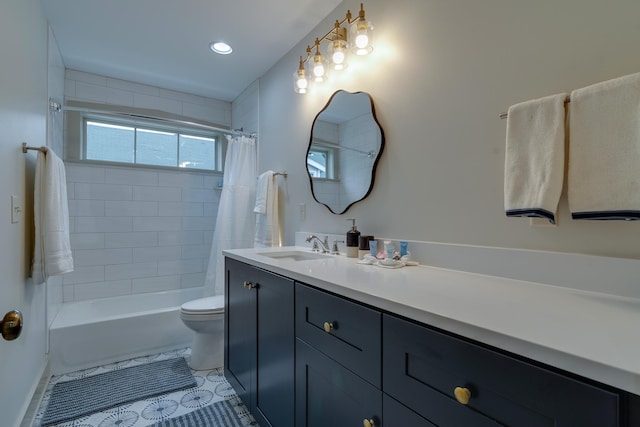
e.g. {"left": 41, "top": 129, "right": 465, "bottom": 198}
{"left": 83, "top": 116, "right": 223, "bottom": 172}
{"left": 307, "top": 146, "right": 337, "bottom": 179}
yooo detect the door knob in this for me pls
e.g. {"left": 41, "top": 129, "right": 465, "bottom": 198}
{"left": 1, "top": 310, "right": 23, "bottom": 341}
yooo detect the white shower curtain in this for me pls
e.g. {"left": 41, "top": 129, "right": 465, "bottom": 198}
{"left": 204, "top": 135, "right": 257, "bottom": 296}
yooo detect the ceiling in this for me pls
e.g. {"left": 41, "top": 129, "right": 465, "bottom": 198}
{"left": 41, "top": 0, "right": 343, "bottom": 102}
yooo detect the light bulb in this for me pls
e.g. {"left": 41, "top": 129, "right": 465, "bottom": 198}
{"left": 332, "top": 50, "right": 345, "bottom": 65}
{"left": 355, "top": 33, "right": 369, "bottom": 49}
{"left": 313, "top": 54, "right": 325, "bottom": 81}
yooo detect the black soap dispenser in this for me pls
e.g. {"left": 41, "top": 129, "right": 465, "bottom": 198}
{"left": 346, "top": 219, "right": 361, "bottom": 258}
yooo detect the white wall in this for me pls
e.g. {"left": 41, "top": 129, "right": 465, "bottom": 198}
{"left": 258, "top": 0, "right": 640, "bottom": 259}
{"left": 0, "top": 1, "right": 49, "bottom": 426}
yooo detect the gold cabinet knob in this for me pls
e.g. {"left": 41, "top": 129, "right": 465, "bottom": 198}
{"left": 454, "top": 387, "right": 471, "bottom": 405}
{"left": 243, "top": 281, "right": 257, "bottom": 290}
{"left": 1, "top": 310, "right": 23, "bottom": 341}
{"left": 323, "top": 321, "right": 334, "bottom": 333}
{"left": 363, "top": 419, "right": 375, "bottom": 427}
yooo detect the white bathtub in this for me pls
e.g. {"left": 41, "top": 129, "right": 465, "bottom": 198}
{"left": 49, "top": 288, "right": 204, "bottom": 375}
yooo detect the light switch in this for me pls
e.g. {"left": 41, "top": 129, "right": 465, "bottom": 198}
{"left": 11, "top": 196, "right": 22, "bottom": 224}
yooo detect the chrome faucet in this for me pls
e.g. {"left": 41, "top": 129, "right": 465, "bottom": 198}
{"left": 306, "top": 235, "right": 331, "bottom": 253}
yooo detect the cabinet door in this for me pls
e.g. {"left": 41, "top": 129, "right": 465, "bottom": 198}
{"left": 384, "top": 314, "right": 619, "bottom": 427}
{"left": 296, "top": 339, "right": 381, "bottom": 427}
{"left": 225, "top": 257, "right": 256, "bottom": 406}
{"left": 254, "top": 267, "right": 294, "bottom": 427}
{"left": 383, "top": 394, "right": 436, "bottom": 427}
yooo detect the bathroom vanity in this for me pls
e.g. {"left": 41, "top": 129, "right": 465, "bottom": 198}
{"left": 224, "top": 247, "right": 640, "bottom": 426}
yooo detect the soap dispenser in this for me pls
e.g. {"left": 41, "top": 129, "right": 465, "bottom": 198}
{"left": 346, "top": 219, "right": 361, "bottom": 258}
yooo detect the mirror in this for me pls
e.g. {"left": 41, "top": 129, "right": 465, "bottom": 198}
{"left": 306, "top": 90, "right": 384, "bottom": 214}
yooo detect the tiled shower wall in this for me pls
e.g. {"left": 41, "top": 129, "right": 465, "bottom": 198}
{"left": 63, "top": 163, "right": 219, "bottom": 302}
{"left": 61, "top": 69, "right": 232, "bottom": 302}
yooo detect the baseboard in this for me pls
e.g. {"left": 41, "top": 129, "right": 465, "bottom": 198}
{"left": 20, "top": 356, "right": 51, "bottom": 427}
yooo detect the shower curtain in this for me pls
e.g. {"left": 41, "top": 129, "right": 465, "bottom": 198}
{"left": 204, "top": 135, "right": 257, "bottom": 296}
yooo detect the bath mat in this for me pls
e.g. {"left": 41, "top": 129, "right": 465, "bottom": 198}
{"left": 41, "top": 357, "right": 196, "bottom": 426}
{"left": 148, "top": 399, "right": 251, "bottom": 427}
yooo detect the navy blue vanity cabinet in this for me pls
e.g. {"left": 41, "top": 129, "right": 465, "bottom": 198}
{"left": 225, "top": 258, "right": 295, "bottom": 427}
{"left": 383, "top": 313, "right": 620, "bottom": 427}
{"left": 383, "top": 394, "right": 437, "bottom": 427}
{"left": 295, "top": 283, "right": 382, "bottom": 426}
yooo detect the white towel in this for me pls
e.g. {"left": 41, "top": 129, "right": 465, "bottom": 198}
{"left": 31, "top": 148, "right": 74, "bottom": 283}
{"left": 568, "top": 72, "right": 640, "bottom": 220}
{"left": 254, "top": 171, "right": 281, "bottom": 248}
{"left": 504, "top": 93, "right": 567, "bottom": 224}
{"left": 253, "top": 170, "right": 271, "bottom": 214}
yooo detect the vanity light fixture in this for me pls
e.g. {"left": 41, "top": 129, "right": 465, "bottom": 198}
{"left": 293, "top": 3, "right": 374, "bottom": 94}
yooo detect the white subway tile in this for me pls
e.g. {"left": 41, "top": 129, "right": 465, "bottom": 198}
{"left": 159, "top": 88, "right": 204, "bottom": 105}
{"left": 75, "top": 217, "right": 132, "bottom": 233}
{"left": 63, "top": 285, "right": 74, "bottom": 302}
{"left": 68, "top": 200, "right": 105, "bottom": 216}
{"left": 182, "top": 102, "right": 229, "bottom": 125}
{"left": 62, "top": 265, "right": 105, "bottom": 285}
{"left": 132, "top": 246, "right": 181, "bottom": 263}
{"left": 66, "top": 165, "right": 106, "bottom": 183}
{"left": 133, "top": 216, "right": 182, "bottom": 232}
{"left": 107, "top": 77, "right": 160, "bottom": 96}
{"left": 105, "top": 262, "right": 157, "bottom": 281}
{"left": 74, "top": 248, "right": 132, "bottom": 266}
{"left": 133, "top": 93, "right": 181, "bottom": 115}
{"left": 64, "top": 79, "right": 76, "bottom": 98}
{"left": 202, "top": 230, "right": 214, "bottom": 245}
{"left": 105, "top": 200, "right": 158, "bottom": 216}
{"left": 75, "top": 183, "right": 133, "bottom": 200}
{"left": 158, "top": 172, "right": 203, "bottom": 188}
{"left": 132, "top": 275, "right": 181, "bottom": 293}
{"left": 70, "top": 233, "right": 105, "bottom": 250}
{"left": 73, "top": 280, "right": 132, "bottom": 301}
{"left": 66, "top": 69, "right": 107, "bottom": 85}
{"left": 105, "top": 168, "right": 158, "bottom": 186}
{"left": 75, "top": 81, "right": 134, "bottom": 106}
{"left": 181, "top": 244, "right": 210, "bottom": 259}
{"left": 105, "top": 232, "right": 158, "bottom": 248}
{"left": 182, "top": 216, "right": 215, "bottom": 231}
{"left": 203, "top": 203, "right": 217, "bottom": 217}
{"left": 182, "top": 188, "right": 216, "bottom": 202}
{"left": 158, "top": 231, "right": 204, "bottom": 246}
{"left": 181, "top": 273, "right": 206, "bottom": 288}
{"left": 157, "top": 258, "right": 203, "bottom": 276}
{"left": 202, "top": 175, "right": 221, "bottom": 189}
{"left": 158, "top": 202, "right": 203, "bottom": 217}
{"left": 132, "top": 186, "right": 181, "bottom": 201}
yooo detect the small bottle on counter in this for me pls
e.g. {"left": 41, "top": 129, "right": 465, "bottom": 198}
{"left": 359, "top": 235, "right": 374, "bottom": 259}
{"left": 346, "top": 219, "right": 361, "bottom": 258}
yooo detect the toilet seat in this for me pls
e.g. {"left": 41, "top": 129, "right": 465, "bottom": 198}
{"left": 180, "top": 296, "right": 225, "bottom": 315}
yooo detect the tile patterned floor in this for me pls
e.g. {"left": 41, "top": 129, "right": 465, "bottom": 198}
{"left": 32, "top": 348, "right": 258, "bottom": 427}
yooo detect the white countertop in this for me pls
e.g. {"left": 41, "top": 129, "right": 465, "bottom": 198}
{"left": 224, "top": 246, "right": 640, "bottom": 395}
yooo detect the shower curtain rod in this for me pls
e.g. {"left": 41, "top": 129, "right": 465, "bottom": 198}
{"left": 62, "top": 105, "right": 257, "bottom": 138}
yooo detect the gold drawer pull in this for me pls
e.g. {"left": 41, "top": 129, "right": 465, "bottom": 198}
{"left": 323, "top": 321, "right": 334, "bottom": 333}
{"left": 454, "top": 386, "right": 471, "bottom": 405}
{"left": 363, "top": 418, "right": 375, "bottom": 427}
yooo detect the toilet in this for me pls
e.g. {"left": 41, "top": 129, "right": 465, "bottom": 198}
{"left": 180, "top": 295, "right": 225, "bottom": 370}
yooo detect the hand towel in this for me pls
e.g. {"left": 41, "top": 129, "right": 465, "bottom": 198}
{"left": 568, "top": 72, "right": 640, "bottom": 220}
{"left": 32, "top": 148, "right": 74, "bottom": 283}
{"left": 254, "top": 171, "right": 281, "bottom": 248}
{"left": 253, "top": 170, "right": 270, "bottom": 214}
{"left": 504, "top": 93, "right": 567, "bottom": 224}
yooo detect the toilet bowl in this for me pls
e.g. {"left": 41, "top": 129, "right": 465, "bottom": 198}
{"left": 180, "top": 295, "right": 225, "bottom": 370}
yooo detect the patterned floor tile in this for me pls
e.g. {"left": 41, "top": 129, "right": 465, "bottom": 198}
{"left": 32, "top": 348, "right": 257, "bottom": 427}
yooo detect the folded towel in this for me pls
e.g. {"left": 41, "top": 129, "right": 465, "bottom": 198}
{"left": 253, "top": 169, "right": 272, "bottom": 214}
{"left": 31, "top": 148, "right": 74, "bottom": 283}
{"left": 254, "top": 171, "right": 281, "bottom": 248}
{"left": 568, "top": 72, "right": 640, "bottom": 220}
{"left": 504, "top": 93, "right": 567, "bottom": 224}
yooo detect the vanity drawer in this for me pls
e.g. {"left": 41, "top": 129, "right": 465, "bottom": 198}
{"left": 383, "top": 314, "right": 620, "bottom": 427}
{"left": 295, "top": 283, "right": 381, "bottom": 387}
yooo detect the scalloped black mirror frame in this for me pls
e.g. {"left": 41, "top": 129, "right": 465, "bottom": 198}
{"left": 306, "top": 90, "right": 385, "bottom": 215}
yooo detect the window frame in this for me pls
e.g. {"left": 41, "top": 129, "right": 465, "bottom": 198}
{"left": 81, "top": 113, "right": 225, "bottom": 172}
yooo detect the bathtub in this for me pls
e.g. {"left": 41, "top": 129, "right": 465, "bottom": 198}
{"left": 49, "top": 288, "right": 204, "bottom": 375}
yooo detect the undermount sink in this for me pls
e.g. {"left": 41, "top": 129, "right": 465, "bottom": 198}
{"left": 258, "top": 250, "right": 330, "bottom": 261}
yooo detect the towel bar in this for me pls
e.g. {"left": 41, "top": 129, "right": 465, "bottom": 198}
{"left": 22, "top": 142, "right": 47, "bottom": 154}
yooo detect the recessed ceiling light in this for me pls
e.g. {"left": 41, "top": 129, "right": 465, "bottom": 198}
{"left": 209, "top": 41, "right": 233, "bottom": 55}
